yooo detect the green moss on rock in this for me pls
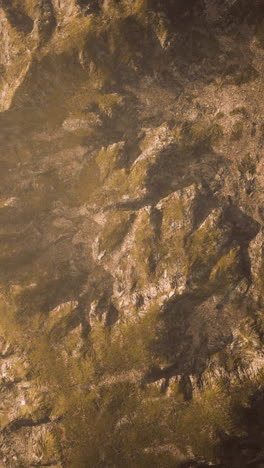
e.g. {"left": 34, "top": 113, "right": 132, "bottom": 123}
{"left": 230, "top": 107, "right": 248, "bottom": 116}
{"left": 186, "top": 121, "right": 224, "bottom": 147}
{"left": 230, "top": 120, "right": 244, "bottom": 141}
{"left": 238, "top": 153, "right": 256, "bottom": 175}
{"left": 98, "top": 210, "right": 134, "bottom": 253}
{"left": 96, "top": 142, "right": 125, "bottom": 181}
{"left": 132, "top": 208, "right": 157, "bottom": 284}
{"left": 156, "top": 192, "right": 191, "bottom": 277}
{"left": 209, "top": 247, "right": 241, "bottom": 292}
{"left": 186, "top": 210, "right": 225, "bottom": 279}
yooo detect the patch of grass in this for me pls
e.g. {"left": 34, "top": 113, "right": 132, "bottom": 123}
{"left": 185, "top": 121, "right": 224, "bottom": 147}
{"left": 186, "top": 210, "right": 224, "bottom": 278}
{"left": 156, "top": 190, "right": 193, "bottom": 277}
{"left": 96, "top": 142, "right": 125, "bottom": 181}
{"left": 98, "top": 210, "right": 134, "bottom": 253}
{"left": 96, "top": 92, "right": 123, "bottom": 116}
{"left": 2, "top": 290, "right": 264, "bottom": 467}
{"left": 209, "top": 247, "right": 241, "bottom": 292}
{"left": 129, "top": 157, "right": 152, "bottom": 197}
{"left": 97, "top": 168, "right": 129, "bottom": 206}
{"left": 90, "top": 301, "right": 161, "bottom": 373}
{"left": 215, "top": 111, "right": 225, "bottom": 120}
{"left": 238, "top": 153, "right": 256, "bottom": 175}
{"left": 49, "top": 16, "right": 97, "bottom": 55}
{"left": 230, "top": 107, "right": 248, "bottom": 117}
{"left": 259, "top": 123, "right": 264, "bottom": 141}
{"left": 209, "top": 123, "right": 224, "bottom": 145}
{"left": 230, "top": 120, "right": 244, "bottom": 141}
{"left": 133, "top": 208, "right": 157, "bottom": 284}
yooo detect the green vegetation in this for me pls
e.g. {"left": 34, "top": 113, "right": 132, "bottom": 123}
{"left": 47, "top": 320, "right": 264, "bottom": 466}
{"left": 210, "top": 247, "right": 239, "bottom": 276}
{"left": 1, "top": 291, "right": 264, "bottom": 466}
{"left": 209, "top": 247, "right": 241, "bottom": 293}
{"left": 186, "top": 211, "right": 223, "bottom": 277}
{"left": 98, "top": 210, "right": 133, "bottom": 253}
{"left": 230, "top": 106, "right": 248, "bottom": 116}
{"left": 133, "top": 209, "right": 157, "bottom": 284}
{"left": 215, "top": 111, "right": 225, "bottom": 119}
{"left": 206, "top": 123, "right": 224, "bottom": 145}
{"left": 129, "top": 157, "right": 152, "bottom": 196}
{"left": 186, "top": 121, "right": 224, "bottom": 146}
{"left": 238, "top": 153, "right": 256, "bottom": 175}
{"left": 42, "top": 0, "right": 157, "bottom": 81}
{"left": 96, "top": 92, "right": 123, "bottom": 116}
{"left": 97, "top": 168, "right": 129, "bottom": 205}
{"left": 49, "top": 16, "right": 97, "bottom": 55}
{"left": 157, "top": 193, "right": 190, "bottom": 277}
{"left": 96, "top": 142, "right": 125, "bottom": 181}
{"left": 230, "top": 120, "right": 244, "bottom": 141}
{"left": 2, "top": 2, "right": 264, "bottom": 465}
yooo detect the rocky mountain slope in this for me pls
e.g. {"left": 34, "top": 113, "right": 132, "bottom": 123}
{"left": 1, "top": 0, "right": 264, "bottom": 466}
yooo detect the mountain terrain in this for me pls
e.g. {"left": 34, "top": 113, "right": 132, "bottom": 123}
{"left": 1, "top": 0, "right": 264, "bottom": 466}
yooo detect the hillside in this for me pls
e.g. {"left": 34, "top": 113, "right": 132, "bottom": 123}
{"left": 0, "top": 1, "right": 264, "bottom": 466}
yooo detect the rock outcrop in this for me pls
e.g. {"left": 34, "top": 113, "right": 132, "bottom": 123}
{"left": 1, "top": 0, "right": 264, "bottom": 466}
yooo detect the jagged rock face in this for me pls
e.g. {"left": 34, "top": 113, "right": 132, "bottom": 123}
{"left": 0, "top": 0, "right": 264, "bottom": 466}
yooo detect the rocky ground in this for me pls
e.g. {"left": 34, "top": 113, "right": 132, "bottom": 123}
{"left": 1, "top": 0, "right": 264, "bottom": 466}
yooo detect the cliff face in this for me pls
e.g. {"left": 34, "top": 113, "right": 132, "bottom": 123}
{"left": 1, "top": 1, "right": 264, "bottom": 466}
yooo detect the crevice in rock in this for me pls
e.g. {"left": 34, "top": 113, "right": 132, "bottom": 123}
{"left": 37, "top": 0, "right": 57, "bottom": 45}
{"left": 30, "top": 463, "right": 59, "bottom": 467}
{"left": 221, "top": 205, "right": 260, "bottom": 282}
{"left": 4, "top": 416, "right": 51, "bottom": 434}
{"left": 77, "top": 0, "right": 101, "bottom": 15}
{"left": 0, "top": 0, "right": 34, "bottom": 34}
{"left": 105, "top": 302, "right": 119, "bottom": 327}
{"left": 150, "top": 206, "right": 163, "bottom": 241}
